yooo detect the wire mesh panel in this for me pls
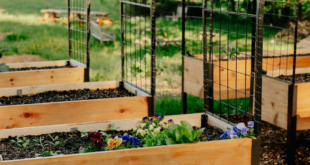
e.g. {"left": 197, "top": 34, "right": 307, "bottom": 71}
{"left": 68, "top": 0, "right": 90, "bottom": 81}
{"left": 121, "top": 0, "right": 156, "bottom": 98}
{"left": 202, "top": 0, "right": 264, "bottom": 139}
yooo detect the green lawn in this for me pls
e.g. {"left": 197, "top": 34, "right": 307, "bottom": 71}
{"left": 0, "top": 0, "right": 265, "bottom": 115}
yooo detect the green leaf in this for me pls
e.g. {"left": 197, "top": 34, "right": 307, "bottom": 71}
{"left": 54, "top": 136, "right": 59, "bottom": 141}
{"left": 181, "top": 135, "right": 191, "bottom": 143}
{"left": 165, "top": 138, "right": 176, "bottom": 145}
{"left": 180, "top": 121, "right": 193, "bottom": 131}
{"left": 192, "top": 128, "right": 205, "bottom": 141}
{"left": 168, "top": 124, "right": 179, "bottom": 133}
{"left": 35, "top": 154, "right": 40, "bottom": 158}
{"left": 0, "top": 63, "right": 9, "bottom": 72}
{"left": 42, "top": 152, "right": 53, "bottom": 156}
{"left": 17, "top": 144, "right": 22, "bottom": 148}
{"left": 10, "top": 140, "right": 16, "bottom": 143}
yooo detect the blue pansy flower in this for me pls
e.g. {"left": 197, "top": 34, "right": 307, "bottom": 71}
{"left": 233, "top": 124, "right": 241, "bottom": 134}
{"left": 220, "top": 128, "right": 231, "bottom": 140}
{"left": 149, "top": 118, "right": 153, "bottom": 122}
{"left": 122, "top": 134, "right": 130, "bottom": 144}
{"left": 142, "top": 116, "right": 149, "bottom": 123}
{"left": 247, "top": 121, "right": 254, "bottom": 128}
{"left": 153, "top": 115, "right": 159, "bottom": 121}
{"left": 159, "top": 115, "right": 164, "bottom": 121}
{"left": 242, "top": 128, "right": 249, "bottom": 136}
{"left": 230, "top": 130, "right": 239, "bottom": 139}
{"left": 129, "top": 137, "right": 140, "bottom": 146}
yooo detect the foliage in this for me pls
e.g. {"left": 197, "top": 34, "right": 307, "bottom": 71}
{"left": 10, "top": 136, "right": 31, "bottom": 149}
{"left": 0, "top": 48, "right": 10, "bottom": 72}
{"left": 220, "top": 121, "right": 255, "bottom": 139}
{"left": 223, "top": 43, "right": 240, "bottom": 61}
{"left": 83, "top": 131, "right": 105, "bottom": 152}
{"left": 109, "top": 123, "right": 120, "bottom": 131}
{"left": 33, "top": 136, "right": 47, "bottom": 149}
{"left": 48, "top": 134, "right": 61, "bottom": 146}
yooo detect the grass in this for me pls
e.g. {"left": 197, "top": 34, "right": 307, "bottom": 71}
{"left": 0, "top": 0, "right": 270, "bottom": 115}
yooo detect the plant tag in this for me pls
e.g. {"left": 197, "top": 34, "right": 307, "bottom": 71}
{"left": 70, "top": 127, "right": 78, "bottom": 132}
{"left": 17, "top": 89, "right": 22, "bottom": 96}
{"left": 135, "top": 90, "right": 137, "bottom": 96}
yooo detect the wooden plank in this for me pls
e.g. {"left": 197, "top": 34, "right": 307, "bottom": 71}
{"left": 262, "top": 76, "right": 289, "bottom": 129}
{"left": 0, "top": 138, "right": 252, "bottom": 165}
{"left": 0, "top": 67, "right": 85, "bottom": 88}
{"left": 124, "top": 82, "right": 150, "bottom": 97}
{"left": 0, "top": 81, "right": 120, "bottom": 97}
{"left": 263, "top": 56, "right": 310, "bottom": 71}
{"left": 7, "top": 60, "right": 70, "bottom": 69}
{"left": 266, "top": 67, "right": 310, "bottom": 77}
{"left": 0, "top": 96, "right": 149, "bottom": 130}
{"left": 296, "top": 82, "right": 310, "bottom": 130}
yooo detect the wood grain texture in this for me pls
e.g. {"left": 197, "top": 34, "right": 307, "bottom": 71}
{"left": 184, "top": 56, "right": 251, "bottom": 99}
{"left": 0, "top": 96, "right": 149, "bottom": 130}
{"left": 296, "top": 82, "right": 310, "bottom": 130}
{"left": 262, "top": 76, "right": 289, "bottom": 130}
{"left": 0, "top": 68, "right": 84, "bottom": 88}
{"left": 0, "top": 81, "right": 120, "bottom": 97}
{"left": 7, "top": 60, "right": 69, "bottom": 69}
{"left": 0, "top": 138, "right": 252, "bottom": 165}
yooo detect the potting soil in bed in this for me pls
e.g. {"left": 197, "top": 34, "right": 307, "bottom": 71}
{"left": 277, "top": 73, "right": 310, "bottom": 83}
{"left": 0, "top": 88, "right": 135, "bottom": 106}
{"left": 9, "top": 65, "right": 76, "bottom": 71}
{"left": 0, "top": 126, "right": 223, "bottom": 161}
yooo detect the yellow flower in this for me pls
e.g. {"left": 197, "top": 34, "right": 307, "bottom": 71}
{"left": 140, "top": 130, "right": 146, "bottom": 136}
{"left": 152, "top": 123, "right": 156, "bottom": 127}
{"left": 154, "top": 127, "right": 161, "bottom": 134}
{"left": 113, "top": 136, "right": 122, "bottom": 147}
{"left": 133, "top": 127, "right": 137, "bottom": 132}
{"left": 107, "top": 138, "right": 115, "bottom": 150}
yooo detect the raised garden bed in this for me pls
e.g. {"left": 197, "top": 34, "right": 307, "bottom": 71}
{"left": 0, "top": 60, "right": 86, "bottom": 88}
{"left": 262, "top": 74, "right": 310, "bottom": 130}
{"left": 184, "top": 55, "right": 310, "bottom": 99}
{"left": 0, "top": 113, "right": 260, "bottom": 165}
{"left": 0, "top": 81, "right": 151, "bottom": 130}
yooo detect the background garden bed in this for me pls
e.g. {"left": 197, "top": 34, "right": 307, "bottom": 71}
{"left": 0, "top": 81, "right": 150, "bottom": 130}
{"left": 0, "top": 60, "right": 86, "bottom": 88}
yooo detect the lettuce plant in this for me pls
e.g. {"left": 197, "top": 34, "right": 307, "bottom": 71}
{"left": 220, "top": 121, "right": 255, "bottom": 139}
{"left": 0, "top": 48, "right": 10, "bottom": 72}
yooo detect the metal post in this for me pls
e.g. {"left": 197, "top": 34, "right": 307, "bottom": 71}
{"left": 181, "top": 0, "right": 187, "bottom": 114}
{"left": 120, "top": 0, "right": 124, "bottom": 89}
{"left": 149, "top": 0, "right": 156, "bottom": 116}
{"left": 68, "top": 0, "right": 71, "bottom": 60}
{"left": 84, "top": 0, "right": 90, "bottom": 82}
{"left": 254, "top": 0, "right": 264, "bottom": 139}
{"left": 250, "top": 0, "right": 257, "bottom": 115}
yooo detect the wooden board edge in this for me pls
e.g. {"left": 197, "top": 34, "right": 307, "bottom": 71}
{"left": 0, "top": 138, "right": 252, "bottom": 165}
{"left": 6, "top": 60, "right": 69, "bottom": 69}
{"left": 0, "top": 80, "right": 120, "bottom": 97}
{"left": 124, "top": 81, "right": 150, "bottom": 97}
{"left": 69, "top": 59, "right": 87, "bottom": 68}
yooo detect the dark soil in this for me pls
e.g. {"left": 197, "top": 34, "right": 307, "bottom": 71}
{"left": 0, "top": 126, "right": 222, "bottom": 161}
{"left": 9, "top": 65, "right": 76, "bottom": 71}
{"left": 215, "top": 113, "right": 310, "bottom": 165}
{"left": 0, "top": 88, "right": 135, "bottom": 106}
{"left": 277, "top": 73, "right": 310, "bottom": 83}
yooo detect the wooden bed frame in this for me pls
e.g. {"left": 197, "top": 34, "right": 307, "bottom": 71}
{"left": 0, "top": 81, "right": 150, "bottom": 130}
{"left": 0, "top": 60, "right": 86, "bottom": 88}
{"left": 0, "top": 113, "right": 260, "bottom": 165}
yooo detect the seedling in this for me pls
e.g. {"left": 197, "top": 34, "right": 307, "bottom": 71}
{"left": 223, "top": 43, "right": 240, "bottom": 61}
{"left": 10, "top": 136, "right": 31, "bottom": 149}
{"left": 0, "top": 47, "right": 10, "bottom": 72}
{"left": 48, "top": 134, "right": 61, "bottom": 146}
{"left": 33, "top": 136, "right": 48, "bottom": 149}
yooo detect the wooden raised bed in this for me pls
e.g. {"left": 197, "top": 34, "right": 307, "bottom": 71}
{"left": 0, "top": 113, "right": 260, "bottom": 165}
{"left": 0, "top": 60, "right": 86, "bottom": 88}
{"left": 262, "top": 75, "right": 310, "bottom": 131}
{"left": 184, "top": 55, "right": 310, "bottom": 99}
{"left": 0, "top": 81, "right": 150, "bottom": 130}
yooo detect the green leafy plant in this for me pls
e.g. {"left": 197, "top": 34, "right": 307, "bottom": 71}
{"left": 10, "top": 136, "right": 31, "bottom": 149}
{"left": 0, "top": 47, "right": 10, "bottom": 72}
{"left": 48, "top": 134, "right": 61, "bottom": 146}
{"left": 35, "top": 151, "right": 63, "bottom": 158}
{"left": 166, "top": 121, "right": 205, "bottom": 144}
{"left": 33, "top": 136, "right": 48, "bottom": 149}
{"left": 223, "top": 43, "right": 240, "bottom": 61}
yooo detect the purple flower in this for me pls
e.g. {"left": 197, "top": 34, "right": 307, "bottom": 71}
{"left": 247, "top": 121, "right": 254, "bottom": 128}
{"left": 220, "top": 128, "right": 231, "bottom": 140}
{"left": 142, "top": 116, "right": 149, "bottom": 123}
{"left": 233, "top": 124, "right": 241, "bottom": 134}
{"left": 149, "top": 118, "right": 153, "bottom": 122}
{"left": 230, "top": 130, "right": 239, "bottom": 139}
{"left": 122, "top": 134, "right": 130, "bottom": 144}
{"left": 129, "top": 137, "right": 140, "bottom": 146}
{"left": 168, "top": 119, "right": 174, "bottom": 126}
{"left": 242, "top": 128, "right": 249, "bottom": 136}
{"left": 159, "top": 116, "right": 164, "bottom": 121}
{"left": 153, "top": 115, "right": 159, "bottom": 121}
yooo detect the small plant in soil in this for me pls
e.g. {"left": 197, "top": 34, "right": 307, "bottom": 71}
{"left": 35, "top": 151, "right": 63, "bottom": 158}
{"left": 10, "top": 136, "right": 31, "bottom": 149}
{"left": 48, "top": 134, "right": 62, "bottom": 146}
{"left": 223, "top": 43, "right": 240, "bottom": 61}
{"left": 33, "top": 136, "right": 48, "bottom": 149}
